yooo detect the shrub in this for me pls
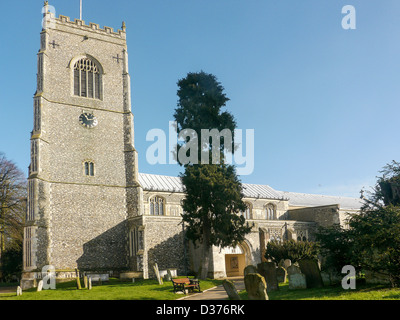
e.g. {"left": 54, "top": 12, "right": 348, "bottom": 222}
{"left": 265, "top": 240, "right": 320, "bottom": 265}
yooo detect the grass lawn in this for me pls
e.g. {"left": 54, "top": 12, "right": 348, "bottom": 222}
{"left": 2, "top": 277, "right": 400, "bottom": 300}
{"left": 239, "top": 282, "right": 400, "bottom": 300}
{"left": 0, "top": 277, "right": 223, "bottom": 300}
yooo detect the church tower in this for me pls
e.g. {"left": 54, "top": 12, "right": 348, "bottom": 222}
{"left": 22, "top": 2, "right": 142, "bottom": 288}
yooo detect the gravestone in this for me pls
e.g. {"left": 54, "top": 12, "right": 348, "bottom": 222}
{"left": 83, "top": 276, "right": 88, "bottom": 289}
{"left": 276, "top": 266, "right": 287, "bottom": 283}
{"left": 37, "top": 280, "right": 43, "bottom": 292}
{"left": 222, "top": 280, "right": 241, "bottom": 300}
{"left": 257, "top": 262, "right": 279, "bottom": 292}
{"left": 321, "top": 272, "right": 331, "bottom": 286}
{"left": 287, "top": 265, "right": 306, "bottom": 290}
{"left": 244, "top": 273, "right": 268, "bottom": 300}
{"left": 298, "top": 259, "right": 323, "bottom": 288}
{"left": 167, "top": 269, "right": 173, "bottom": 280}
{"left": 244, "top": 265, "right": 258, "bottom": 277}
{"left": 88, "top": 277, "right": 92, "bottom": 290}
{"left": 284, "top": 259, "right": 291, "bottom": 270}
{"left": 16, "top": 286, "right": 22, "bottom": 296}
{"left": 153, "top": 263, "right": 163, "bottom": 285}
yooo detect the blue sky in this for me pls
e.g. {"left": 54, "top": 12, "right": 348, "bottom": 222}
{"left": 1, "top": 0, "right": 400, "bottom": 198}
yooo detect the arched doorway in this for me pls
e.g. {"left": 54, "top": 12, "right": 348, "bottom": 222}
{"left": 223, "top": 243, "right": 249, "bottom": 277}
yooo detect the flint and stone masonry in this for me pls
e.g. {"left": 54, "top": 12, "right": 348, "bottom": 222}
{"left": 21, "top": 4, "right": 362, "bottom": 289}
{"left": 22, "top": 4, "right": 142, "bottom": 289}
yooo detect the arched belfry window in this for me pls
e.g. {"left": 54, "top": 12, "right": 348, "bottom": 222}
{"left": 73, "top": 57, "right": 102, "bottom": 99}
{"left": 149, "top": 196, "right": 165, "bottom": 216}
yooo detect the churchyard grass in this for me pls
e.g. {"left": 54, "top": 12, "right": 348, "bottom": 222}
{"left": 0, "top": 277, "right": 224, "bottom": 300}
{"left": 239, "top": 282, "right": 400, "bottom": 300}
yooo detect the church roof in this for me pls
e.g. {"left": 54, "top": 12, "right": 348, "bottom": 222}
{"left": 138, "top": 173, "right": 363, "bottom": 209}
{"left": 138, "top": 173, "right": 283, "bottom": 199}
{"left": 276, "top": 191, "right": 363, "bottom": 210}
{"left": 139, "top": 173, "right": 184, "bottom": 193}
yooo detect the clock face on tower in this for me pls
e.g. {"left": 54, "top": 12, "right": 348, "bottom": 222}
{"left": 79, "top": 112, "right": 98, "bottom": 129}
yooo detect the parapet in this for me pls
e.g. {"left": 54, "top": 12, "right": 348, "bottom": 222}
{"left": 44, "top": 11, "right": 126, "bottom": 39}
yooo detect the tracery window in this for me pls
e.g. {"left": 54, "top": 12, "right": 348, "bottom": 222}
{"left": 73, "top": 58, "right": 101, "bottom": 99}
{"left": 265, "top": 203, "right": 276, "bottom": 220}
{"left": 296, "top": 230, "right": 308, "bottom": 242}
{"left": 150, "top": 196, "right": 165, "bottom": 216}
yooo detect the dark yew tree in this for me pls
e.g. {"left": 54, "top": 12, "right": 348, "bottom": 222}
{"left": 174, "top": 71, "right": 251, "bottom": 279}
{"left": 316, "top": 161, "right": 400, "bottom": 287}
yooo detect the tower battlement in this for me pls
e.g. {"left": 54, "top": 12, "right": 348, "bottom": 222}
{"left": 55, "top": 14, "right": 126, "bottom": 38}
{"left": 43, "top": 5, "right": 126, "bottom": 40}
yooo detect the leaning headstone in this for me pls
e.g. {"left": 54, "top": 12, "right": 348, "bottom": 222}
{"left": 243, "top": 265, "right": 258, "bottom": 277}
{"left": 287, "top": 265, "right": 306, "bottom": 290}
{"left": 153, "top": 263, "right": 163, "bottom": 285}
{"left": 16, "top": 286, "right": 23, "bottom": 296}
{"left": 257, "top": 262, "right": 279, "bottom": 292}
{"left": 37, "top": 280, "right": 43, "bottom": 292}
{"left": 298, "top": 259, "right": 323, "bottom": 288}
{"left": 222, "top": 280, "right": 241, "bottom": 300}
{"left": 75, "top": 269, "right": 82, "bottom": 289}
{"left": 276, "top": 266, "right": 287, "bottom": 283}
{"left": 244, "top": 273, "right": 268, "bottom": 300}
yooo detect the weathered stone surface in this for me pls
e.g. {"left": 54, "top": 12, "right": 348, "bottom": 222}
{"left": 37, "top": 280, "right": 43, "bottom": 292}
{"left": 222, "top": 280, "right": 241, "bottom": 300}
{"left": 288, "top": 273, "right": 307, "bottom": 290}
{"left": 244, "top": 273, "right": 268, "bottom": 300}
{"left": 16, "top": 286, "right": 23, "bottom": 296}
{"left": 284, "top": 259, "right": 292, "bottom": 270}
{"left": 244, "top": 265, "right": 258, "bottom": 276}
{"left": 153, "top": 263, "right": 163, "bottom": 285}
{"left": 276, "top": 266, "right": 287, "bottom": 283}
{"left": 287, "top": 265, "right": 306, "bottom": 290}
{"left": 298, "top": 259, "right": 323, "bottom": 288}
{"left": 257, "top": 262, "right": 278, "bottom": 292}
{"left": 287, "top": 265, "right": 301, "bottom": 276}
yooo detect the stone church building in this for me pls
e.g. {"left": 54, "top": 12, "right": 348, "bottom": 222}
{"left": 21, "top": 4, "right": 362, "bottom": 288}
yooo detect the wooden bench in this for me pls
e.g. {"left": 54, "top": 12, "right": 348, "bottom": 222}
{"left": 171, "top": 278, "right": 201, "bottom": 294}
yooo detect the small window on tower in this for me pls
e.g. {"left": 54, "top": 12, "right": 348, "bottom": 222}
{"left": 84, "top": 161, "right": 95, "bottom": 176}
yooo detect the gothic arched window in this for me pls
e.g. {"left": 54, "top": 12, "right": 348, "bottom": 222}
{"left": 150, "top": 196, "right": 165, "bottom": 216}
{"left": 73, "top": 57, "right": 102, "bottom": 99}
{"left": 265, "top": 203, "right": 276, "bottom": 220}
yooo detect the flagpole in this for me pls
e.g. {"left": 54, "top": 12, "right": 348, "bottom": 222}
{"left": 80, "top": 0, "right": 82, "bottom": 20}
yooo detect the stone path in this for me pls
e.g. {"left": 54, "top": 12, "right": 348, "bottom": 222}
{"left": 178, "top": 277, "right": 245, "bottom": 300}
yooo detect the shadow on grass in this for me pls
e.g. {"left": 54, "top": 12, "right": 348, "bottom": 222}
{"left": 238, "top": 282, "right": 400, "bottom": 300}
